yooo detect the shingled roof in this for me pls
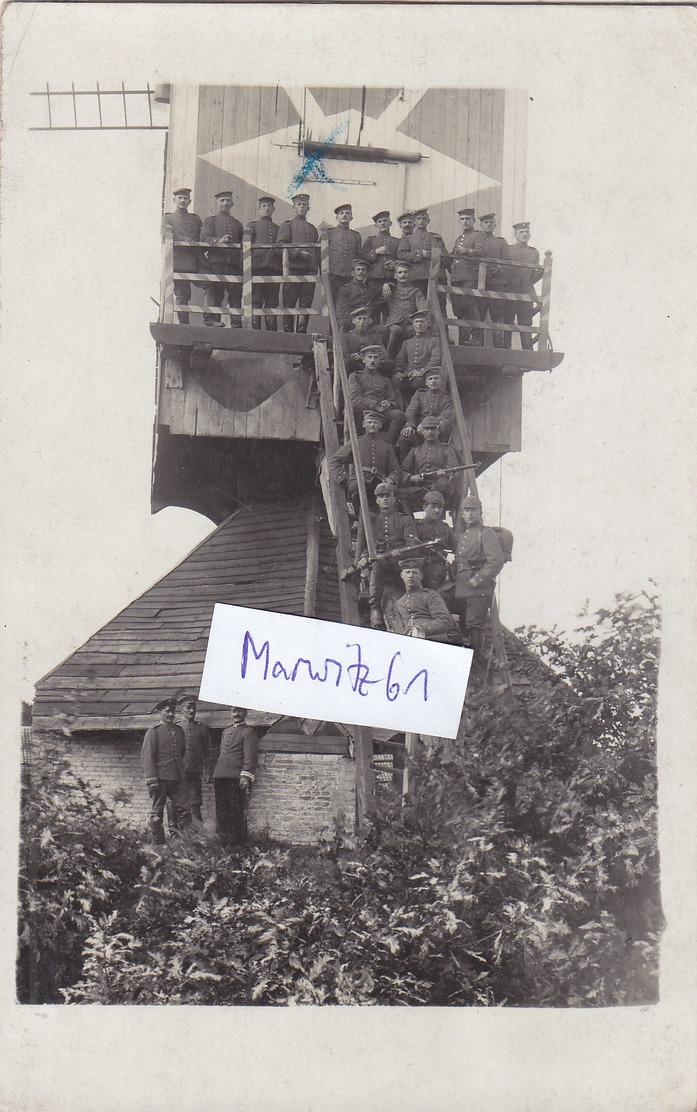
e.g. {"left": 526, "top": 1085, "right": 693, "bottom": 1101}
{"left": 33, "top": 497, "right": 342, "bottom": 730}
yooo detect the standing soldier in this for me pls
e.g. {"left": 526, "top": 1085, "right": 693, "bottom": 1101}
{"left": 245, "top": 196, "right": 281, "bottom": 332}
{"left": 449, "top": 207, "right": 487, "bottom": 346}
{"left": 329, "top": 410, "right": 402, "bottom": 513}
{"left": 502, "top": 221, "right": 542, "bottom": 350}
{"left": 212, "top": 706, "right": 259, "bottom": 846}
{"left": 383, "top": 261, "right": 428, "bottom": 358}
{"left": 201, "top": 191, "right": 244, "bottom": 328}
{"left": 478, "top": 213, "right": 513, "bottom": 348}
{"left": 327, "top": 203, "right": 364, "bottom": 302}
{"left": 363, "top": 210, "right": 400, "bottom": 314}
{"left": 276, "top": 193, "right": 319, "bottom": 334}
{"left": 174, "top": 693, "right": 213, "bottom": 824}
{"left": 413, "top": 490, "right": 457, "bottom": 590}
{"left": 397, "top": 207, "right": 447, "bottom": 304}
{"left": 140, "top": 697, "right": 193, "bottom": 845}
{"left": 355, "top": 483, "right": 418, "bottom": 629}
{"left": 161, "top": 187, "right": 202, "bottom": 325}
{"left": 453, "top": 495, "right": 505, "bottom": 668}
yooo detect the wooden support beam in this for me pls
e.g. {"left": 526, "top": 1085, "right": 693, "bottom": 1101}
{"left": 537, "top": 251, "right": 554, "bottom": 352}
{"left": 402, "top": 731, "right": 420, "bottom": 802}
{"left": 303, "top": 495, "right": 320, "bottom": 617}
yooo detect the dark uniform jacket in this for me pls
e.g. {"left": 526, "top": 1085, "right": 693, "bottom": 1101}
{"left": 329, "top": 434, "right": 401, "bottom": 487}
{"left": 341, "top": 324, "right": 389, "bottom": 369}
{"left": 507, "top": 242, "right": 542, "bottom": 296}
{"left": 403, "top": 441, "right": 461, "bottom": 477}
{"left": 161, "top": 210, "right": 203, "bottom": 273}
{"left": 481, "top": 234, "right": 513, "bottom": 290}
{"left": 394, "top": 587, "right": 457, "bottom": 638}
{"left": 212, "top": 723, "right": 259, "bottom": 780}
{"left": 276, "top": 216, "right": 319, "bottom": 274}
{"left": 405, "top": 388, "right": 454, "bottom": 430}
{"left": 335, "top": 280, "right": 382, "bottom": 328}
{"left": 141, "top": 722, "right": 187, "bottom": 783}
{"left": 327, "top": 226, "right": 364, "bottom": 278}
{"left": 245, "top": 217, "right": 281, "bottom": 274}
{"left": 201, "top": 213, "right": 244, "bottom": 273}
{"left": 383, "top": 283, "right": 428, "bottom": 326}
{"left": 449, "top": 229, "right": 488, "bottom": 285}
{"left": 358, "top": 510, "right": 418, "bottom": 557}
{"left": 395, "top": 334, "right": 441, "bottom": 378}
{"left": 414, "top": 516, "right": 457, "bottom": 555}
{"left": 397, "top": 229, "right": 447, "bottom": 283}
{"left": 455, "top": 525, "right": 505, "bottom": 598}
{"left": 180, "top": 719, "right": 213, "bottom": 777}
{"left": 347, "top": 369, "right": 401, "bottom": 415}
{"left": 362, "top": 232, "right": 400, "bottom": 281}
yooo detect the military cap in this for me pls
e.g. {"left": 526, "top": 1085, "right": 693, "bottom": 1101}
{"left": 372, "top": 210, "right": 390, "bottom": 222}
{"left": 457, "top": 207, "right": 476, "bottom": 217}
{"left": 375, "top": 482, "right": 397, "bottom": 496}
{"left": 399, "top": 557, "right": 424, "bottom": 569}
{"left": 424, "top": 366, "right": 443, "bottom": 377}
{"left": 512, "top": 221, "right": 531, "bottom": 230}
{"left": 153, "top": 697, "right": 177, "bottom": 712}
{"left": 172, "top": 187, "right": 192, "bottom": 196}
{"left": 258, "top": 195, "right": 276, "bottom": 205}
{"left": 397, "top": 210, "right": 415, "bottom": 223}
{"left": 360, "top": 343, "right": 385, "bottom": 355}
{"left": 214, "top": 190, "right": 233, "bottom": 199}
{"left": 393, "top": 259, "right": 412, "bottom": 269}
{"left": 334, "top": 203, "right": 353, "bottom": 215}
{"left": 412, "top": 207, "right": 429, "bottom": 216}
{"left": 423, "top": 490, "right": 445, "bottom": 504}
{"left": 479, "top": 213, "right": 496, "bottom": 222}
{"left": 362, "top": 409, "right": 383, "bottom": 422}
{"left": 176, "top": 693, "right": 197, "bottom": 706}
{"left": 410, "top": 309, "right": 430, "bottom": 322}
{"left": 291, "top": 193, "right": 310, "bottom": 203}
{"left": 419, "top": 416, "right": 441, "bottom": 429}
{"left": 461, "top": 495, "right": 483, "bottom": 509}
{"left": 350, "top": 305, "right": 371, "bottom": 317}
{"left": 351, "top": 258, "right": 369, "bottom": 270}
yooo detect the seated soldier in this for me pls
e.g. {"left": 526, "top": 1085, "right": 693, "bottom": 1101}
{"left": 401, "top": 367, "right": 454, "bottom": 444}
{"left": 347, "top": 345, "right": 405, "bottom": 445}
{"left": 413, "top": 489, "right": 457, "bottom": 590}
{"left": 355, "top": 483, "right": 417, "bottom": 629}
{"left": 394, "top": 310, "right": 442, "bottom": 394}
{"left": 383, "top": 261, "right": 428, "bottom": 359}
{"left": 329, "top": 410, "right": 401, "bottom": 513}
{"left": 451, "top": 494, "right": 506, "bottom": 670}
{"left": 401, "top": 416, "right": 463, "bottom": 508}
{"left": 394, "top": 558, "right": 460, "bottom": 642}
{"left": 335, "top": 258, "right": 383, "bottom": 331}
{"left": 341, "top": 306, "right": 389, "bottom": 371}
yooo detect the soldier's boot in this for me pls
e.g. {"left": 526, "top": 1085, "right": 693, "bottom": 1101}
{"left": 370, "top": 605, "right": 385, "bottom": 630}
{"left": 265, "top": 315, "right": 278, "bottom": 332}
{"left": 203, "top": 314, "right": 224, "bottom": 327}
{"left": 296, "top": 315, "right": 309, "bottom": 334}
{"left": 177, "top": 310, "right": 190, "bottom": 325}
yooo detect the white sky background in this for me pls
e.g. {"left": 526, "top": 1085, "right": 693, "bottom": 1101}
{"left": 1, "top": 6, "right": 697, "bottom": 1111}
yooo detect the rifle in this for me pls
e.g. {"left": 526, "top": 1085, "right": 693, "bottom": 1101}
{"left": 342, "top": 539, "right": 440, "bottom": 580}
{"left": 409, "top": 462, "right": 480, "bottom": 483}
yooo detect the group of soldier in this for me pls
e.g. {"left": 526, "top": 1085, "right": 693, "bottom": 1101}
{"left": 161, "top": 187, "right": 541, "bottom": 348}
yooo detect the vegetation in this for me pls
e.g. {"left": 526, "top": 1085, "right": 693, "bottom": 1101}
{"left": 18, "top": 590, "right": 661, "bottom": 1006}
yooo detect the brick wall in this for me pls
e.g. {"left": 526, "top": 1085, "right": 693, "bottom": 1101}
{"left": 29, "top": 730, "right": 356, "bottom": 846}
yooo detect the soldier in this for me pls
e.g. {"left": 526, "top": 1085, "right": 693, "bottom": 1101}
{"left": 201, "top": 191, "right": 244, "bottom": 328}
{"left": 478, "top": 213, "right": 513, "bottom": 348}
{"left": 402, "top": 368, "right": 454, "bottom": 443}
{"left": 329, "top": 410, "right": 401, "bottom": 513}
{"left": 393, "top": 559, "right": 459, "bottom": 642}
{"left": 212, "top": 706, "right": 259, "bottom": 846}
{"left": 394, "top": 311, "right": 442, "bottom": 394}
{"left": 413, "top": 490, "right": 457, "bottom": 590}
{"left": 452, "top": 495, "right": 505, "bottom": 667}
{"left": 276, "top": 193, "right": 320, "bottom": 334}
{"left": 449, "top": 207, "right": 487, "bottom": 346}
{"left": 502, "top": 221, "right": 542, "bottom": 350}
{"left": 362, "top": 210, "right": 400, "bottom": 311}
{"left": 327, "top": 203, "right": 364, "bottom": 302}
{"left": 335, "top": 258, "right": 382, "bottom": 330}
{"left": 383, "top": 261, "right": 428, "bottom": 358}
{"left": 245, "top": 195, "right": 281, "bottom": 331}
{"left": 140, "top": 697, "right": 193, "bottom": 845}
{"left": 341, "top": 305, "right": 389, "bottom": 371}
{"left": 396, "top": 210, "right": 416, "bottom": 239}
{"left": 173, "top": 693, "right": 213, "bottom": 824}
{"left": 355, "top": 483, "right": 418, "bottom": 629}
{"left": 401, "top": 416, "right": 463, "bottom": 509}
{"left": 397, "top": 207, "right": 447, "bottom": 304}
{"left": 347, "top": 345, "right": 405, "bottom": 445}
{"left": 161, "top": 187, "right": 203, "bottom": 325}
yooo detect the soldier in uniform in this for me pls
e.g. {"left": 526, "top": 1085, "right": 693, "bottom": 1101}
{"left": 140, "top": 697, "right": 193, "bottom": 845}
{"left": 362, "top": 210, "right": 400, "bottom": 314}
{"left": 347, "top": 345, "right": 405, "bottom": 445}
{"left": 341, "top": 305, "right": 389, "bottom": 370}
{"left": 402, "top": 368, "right": 454, "bottom": 444}
{"left": 383, "top": 261, "right": 428, "bottom": 358}
{"left": 394, "top": 309, "right": 442, "bottom": 394}
{"left": 329, "top": 410, "right": 402, "bottom": 513}
{"left": 452, "top": 495, "right": 506, "bottom": 668}
{"left": 478, "top": 214, "right": 513, "bottom": 348}
{"left": 276, "top": 193, "right": 320, "bottom": 334}
{"left": 413, "top": 490, "right": 457, "bottom": 590}
{"left": 245, "top": 195, "right": 281, "bottom": 331}
{"left": 335, "top": 258, "right": 382, "bottom": 330}
{"left": 396, "top": 207, "right": 447, "bottom": 305}
{"left": 327, "top": 204, "right": 364, "bottom": 302}
{"left": 201, "top": 191, "right": 244, "bottom": 327}
{"left": 161, "top": 187, "right": 202, "bottom": 325}
{"left": 401, "top": 416, "right": 463, "bottom": 509}
{"left": 394, "top": 559, "right": 459, "bottom": 642}
{"left": 449, "top": 207, "right": 487, "bottom": 346}
{"left": 173, "top": 693, "right": 213, "bottom": 825}
{"left": 502, "top": 221, "right": 542, "bottom": 350}
{"left": 212, "top": 706, "right": 259, "bottom": 846}
{"left": 355, "top": 483, "right": 418, "bottom": 629}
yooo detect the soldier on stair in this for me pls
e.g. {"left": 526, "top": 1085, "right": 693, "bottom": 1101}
{"left": 327, "top": 204, "right": 364, "bottom": 303}
{"left": 452, "top": 495, "right": 506, "bottom": 670}
{"left": 401, "top": 416, "right": 463, "bottom": 508}
{"left": 201, "top": 191, "right": 244, "bottom": 327}
{"left": 329, "top": 410, "right": 402, "bottom": 514}
{"left": 161, "top": 187, "right": 203, "bottom": 325}
{"left": 393, "top": 558, "right": 460, "bottom": 642}
{"left": 276, "top": 193, "right": 320, "bottom": 334}
{"left": 362, "top": 210, "right": 400, "bottom": 315}
{"left": 396, "top": 206, "right": 448, "bottom": 308}
{"left": 355, "top": 483, "right": 418, "bottom": 629}
{"left": 335, "top": 258, "right": 383, "bottom": 331}
{"left": 412, "top": 490, "right": 457, "bottom": 590}
{"left": 383, "top": 261, "right": 428, "bottom": 358}
{"left": 394, "top": 309, "right": 442, "bottom": 394}
{"left": 347, "top": 345, "right": 405, "bottom": 445}
{"left": 341, "top": 306, "right": 389, "bottom": 371}
{"left": 245, "top": 196, "right": 281, "bottom": 332}
{"left": 140, "top": 697, "right": 193, "bottom": 845}
{"left": 401, "top": 367, "right": 454, "bottom": 444}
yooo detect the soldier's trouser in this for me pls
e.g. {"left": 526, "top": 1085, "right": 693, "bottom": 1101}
{"left": 502, "top": 300, "right": 535, "bottom": 349}
{"left": 167, "top": 772, "right": 203, "bottom": 828}
{"left": 450, "top": 285, "right": 483, "bottom": 345}
{"left": 346, "top": 474, "right": 380, "bottom": 512}
{"left": 452, "top": 595, "right": 492, "bottom": 656}
{"left": 283, "top": 280, "right": 315, "bottom": 333}
{"left": 204, "top": 281, "right": 242, "bottom": 326}
{"left": 214, "top": 778, "right": 247, "bottom": 845}
{"left": 368, "top": 557, "right": 402, "bottom": 608}
{"left": 252, "top": 275, "right": 280, "bottom": 330}
{"left": 401, "top": 476, "right": 460, "bottom": 511}
{"left": 174, "top": 280, "right": 192, "bottom": 325}
{"left": 148, "top": 779, "right": 193, "bottom": 845}
{"left": 329, "top": 274, "right": 349, "bottom": 303}
{"left": 386, "top": 322, "right": 413, "bottom": 358}
{"left": 482, "top": 296, "right": 504, "bottom": 347}
{"left": 422, "top": 556, "right": 449, "bottom": 591}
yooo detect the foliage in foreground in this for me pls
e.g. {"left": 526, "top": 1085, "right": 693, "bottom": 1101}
{"left": 18, "top": 590, "right": 662, "bottom": 1007}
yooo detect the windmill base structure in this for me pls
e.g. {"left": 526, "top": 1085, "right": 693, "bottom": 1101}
{"left": 32, "top": 85, "right": 563, "bottom": 843}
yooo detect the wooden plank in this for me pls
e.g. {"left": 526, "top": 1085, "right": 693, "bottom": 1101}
{"left": 258, "top": 736, "right": 347, "bottom": 755}
{"left": 151, "top": 322, "right": 317, "bottom": 353}
{"left": 303, "top": 497, "right": 320, "bottom": 617}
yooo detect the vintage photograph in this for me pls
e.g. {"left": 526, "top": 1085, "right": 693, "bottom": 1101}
{"left": 2, "top": 4, "right": 695, "bottom": 1110}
